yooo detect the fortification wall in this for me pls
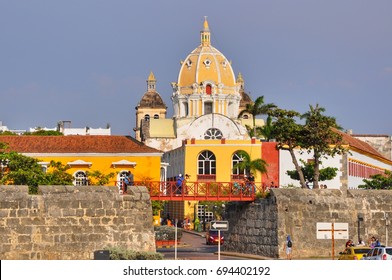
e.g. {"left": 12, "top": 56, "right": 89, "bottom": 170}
{"left": 0, "top": 185, "right": 155, "bottom": 260}
{"left": 224, "top": 189, "right": 392, "bottom": 259}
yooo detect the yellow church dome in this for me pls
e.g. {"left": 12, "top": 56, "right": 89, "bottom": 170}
{"left": 177, "top": 17, "right": 236, "bottom": 94}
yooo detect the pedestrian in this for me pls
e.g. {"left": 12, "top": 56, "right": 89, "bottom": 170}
{"left": 123, "top": 172, "right": 134, "bottom": 194}
{"left": 176, "top": 173, "right": 184, "bottom": 194}
{"left": 283, "top": 235, "right": 293, "bottom": 260}
{"left": 123, "top": 174, "right": 129, "bottom": 194}
{"left": 369, "top": 236, "right": 376, "bottom": 248}
{"left": 247, "top": 172, "right": 255, "bottom": 194}
{"left": 357, "top": 238, "right": 365, "bottom": 246}
{"left": 128, "top": 172, "right": 134, "bottom": 186}
{"left": 345, "top": 239, "right": 353, "bottom": 248}
{"left": 184, "top": 174, "right": 190, "bottom": 194}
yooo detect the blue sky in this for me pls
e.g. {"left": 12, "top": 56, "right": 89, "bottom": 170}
{"left": 1, "top": 0, "right": 391, "bottom": 135}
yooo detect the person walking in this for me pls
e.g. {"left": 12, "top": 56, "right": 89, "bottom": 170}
{"left": 122, "top": 172, "right": 134, "bottom": 194}
{"left": 283, "top": 235, "right": 293, "bottom": 260}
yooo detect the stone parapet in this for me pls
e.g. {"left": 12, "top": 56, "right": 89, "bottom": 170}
{"left": 224, "top": 188, "right": 392, "bottom": 259}
{"left": 0, "top": 185, "right": 155, "bottom": 260}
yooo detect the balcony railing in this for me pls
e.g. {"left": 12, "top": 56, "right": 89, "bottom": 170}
{"left": 116, "top": 180, "right": 278, "bottom": 201}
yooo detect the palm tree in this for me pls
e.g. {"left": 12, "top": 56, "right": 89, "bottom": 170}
{"left": 233, "top": 150, "right": 268, "bottom": 179}
{"left": 238, "top": 96, "right": 276, "bottom": 138}
{"left": 257, "top": 115, "right": 274, "bottom": 141}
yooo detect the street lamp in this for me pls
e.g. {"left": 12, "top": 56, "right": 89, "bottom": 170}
{"left": 357, "top": 214, "right": 364, "bottom": 243}
{"left": 384, "top": 212, "right": 389, "bottom": 246}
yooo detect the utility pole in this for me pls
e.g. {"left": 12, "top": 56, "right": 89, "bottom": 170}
{"left": 385, "top": 213, "right": 389, "bottom": 246}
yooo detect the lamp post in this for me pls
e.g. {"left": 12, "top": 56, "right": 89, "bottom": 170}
{"left": 384, "top": 212, "right": 389, "bottom": 246}
{"left": 203, "top": 205, "right": 207, "bottom": 231}
{"left": 357, "top": 214, "right": 364, "bottom": 243}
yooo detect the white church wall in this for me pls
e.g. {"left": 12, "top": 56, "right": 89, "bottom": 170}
{"left": 347, "top": 150, "right": 392, "bottom": 189}
{"left": 177, "top": 114, "right": 248, "bottom": 141}
{"left": 162, "top": 147, "right": 185, "bottom": 179}
{"left": 279, "top": 148, "right": 392, "bottom": 190}
{"left": 279, "top": 149, "right": 342, "bottom": 189}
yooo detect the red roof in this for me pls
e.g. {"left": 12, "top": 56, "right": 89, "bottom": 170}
{"left": 0, "top": 135, "right": 162, "bottom": 154}
{"left": 333, "top": 129, "right": 387, "bottom": 160}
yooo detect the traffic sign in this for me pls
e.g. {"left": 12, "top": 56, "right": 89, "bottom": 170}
{"left": 317, "top": 222, "right": 349, "bottom": 240}
{"left": 210, "top": 220, "right": 229, "bottom": 231}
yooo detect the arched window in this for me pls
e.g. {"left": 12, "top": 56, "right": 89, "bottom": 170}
{"left": 74, "top": 171, "right": 88, "bottom": 186}
{"left": 197, "top": 151, "right": 216, "bottom": 180}
{"left": 242, "top": 114, "right": 249, "bottom": 119}
{"left": 154, "top": 114, "right": 159, "bottom": 119}
{"left": 144, "top": 114, "right": 150, "bottom": 121}
{"left": 206, "top": 84, "right": 212, "bottom": 95}
{"left": 232, "top": 151, "right": 248, "bottom": 179}
{"left": 204, "top": 128, "right": 223, "bottom": 139}
{"left": 118, "top": 171, "right": 129, "bottom": 184}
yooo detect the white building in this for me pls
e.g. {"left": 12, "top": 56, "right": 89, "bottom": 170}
{"left": 30, "top": 121, "right": 111, "bottom": 136}
{"left": 279, "top": 130, "right": 392, "bottom": 189}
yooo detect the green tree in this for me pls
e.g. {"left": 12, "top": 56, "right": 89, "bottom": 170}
{"left": 151, "top": 201, "right": 166, "bottom": 216}
{"left": 1, "top": 151, "right": 46, "bottom": 187}
{"left": 238, "top": 96, "right": 276, "bottom": 138}
{"left": 23, "top": 130, "right": 63, "bottom": 136}
{"left": 1, "top": 146, "right": 73, "bottom": 193}
{"left": 358, "top": 170, "right": 392, "bottom": 190}
{"left": 86, "top": 170, "right": 116, "bottom": 186}
{"left": 286, "top": 159, "right": 338, "bottom": 186}
{"left": 257, "top": 115, "right": 274, "bottom": 141}
{"left": 301, "top": 104, "right": 346, "bottom": 189}
{"left": 45, "top": 160, "right": 74, "bottom": 185}
{"left": 0, "top": 131, "right": 16, "bottom": 135}
{"left": 270, "top": 108, "right": 308, "bottom": 188}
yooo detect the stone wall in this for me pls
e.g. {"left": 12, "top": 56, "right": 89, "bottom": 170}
{"left": 224, "top": 188, "right": 392, "bottom": 259}
{"left": 0, "top": 185, "right": 155, "bottom": 260}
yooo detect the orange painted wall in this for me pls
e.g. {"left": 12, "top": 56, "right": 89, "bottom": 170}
{"left": 261, "top": 142, "right": 279, "bottom": 188}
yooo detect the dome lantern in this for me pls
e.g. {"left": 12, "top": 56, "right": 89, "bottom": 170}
{"left": 200, "top": 16, "right": 211, "bottom": 47}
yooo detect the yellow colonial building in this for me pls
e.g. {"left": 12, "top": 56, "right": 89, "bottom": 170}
{"left": 0, "top": 135, "right": 163, "bottom": 189}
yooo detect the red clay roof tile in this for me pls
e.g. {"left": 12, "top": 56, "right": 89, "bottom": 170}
{"left": 0, "top": 135, "right": 162, "bottom": 154}
{"left": 333, "top": 128, "right": 387, "bottom": 160}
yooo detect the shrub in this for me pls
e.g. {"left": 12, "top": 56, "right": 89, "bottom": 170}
{"left": 104, "top": 246, "right": 163, "bottom": 260}
{"left": 154, "top": 225, "right": 183, "bottom": 241}
{"left": 255, "top": 191, "right": 270, "bottom": 199}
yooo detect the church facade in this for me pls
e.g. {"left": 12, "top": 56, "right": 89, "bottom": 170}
{"left": 134, "top": 18, "right": 269, "bottom": 184}
{"left": 134, "top": 18, "right": 273, "bottom": 221}
{"left": 134, "top": 18, "right": 392, "bottom": 197}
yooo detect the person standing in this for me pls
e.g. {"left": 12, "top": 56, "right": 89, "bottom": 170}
{"left": 247, "top": 173, "right": 255, "bottom": 194}
{"left": 176, "top": 174, "right": 184, "bottom": 194}
{"left": 128, "top": 172, "right": 134, "bottom": 186}
{"left": 357, "top": 238, "right": 365, "bottom": 246}
{"left": 123, "top": 175, "right": 129, "bottom": 194}
{"left": 283, "top": 235, "right": 293, "bottom": 260}
{"left": 123, "top": 172, "right": 134, "bottom": 194}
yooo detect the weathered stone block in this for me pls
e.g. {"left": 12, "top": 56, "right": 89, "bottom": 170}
{"left": 0, "top": 185, "right": 154, "bottom": 259}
